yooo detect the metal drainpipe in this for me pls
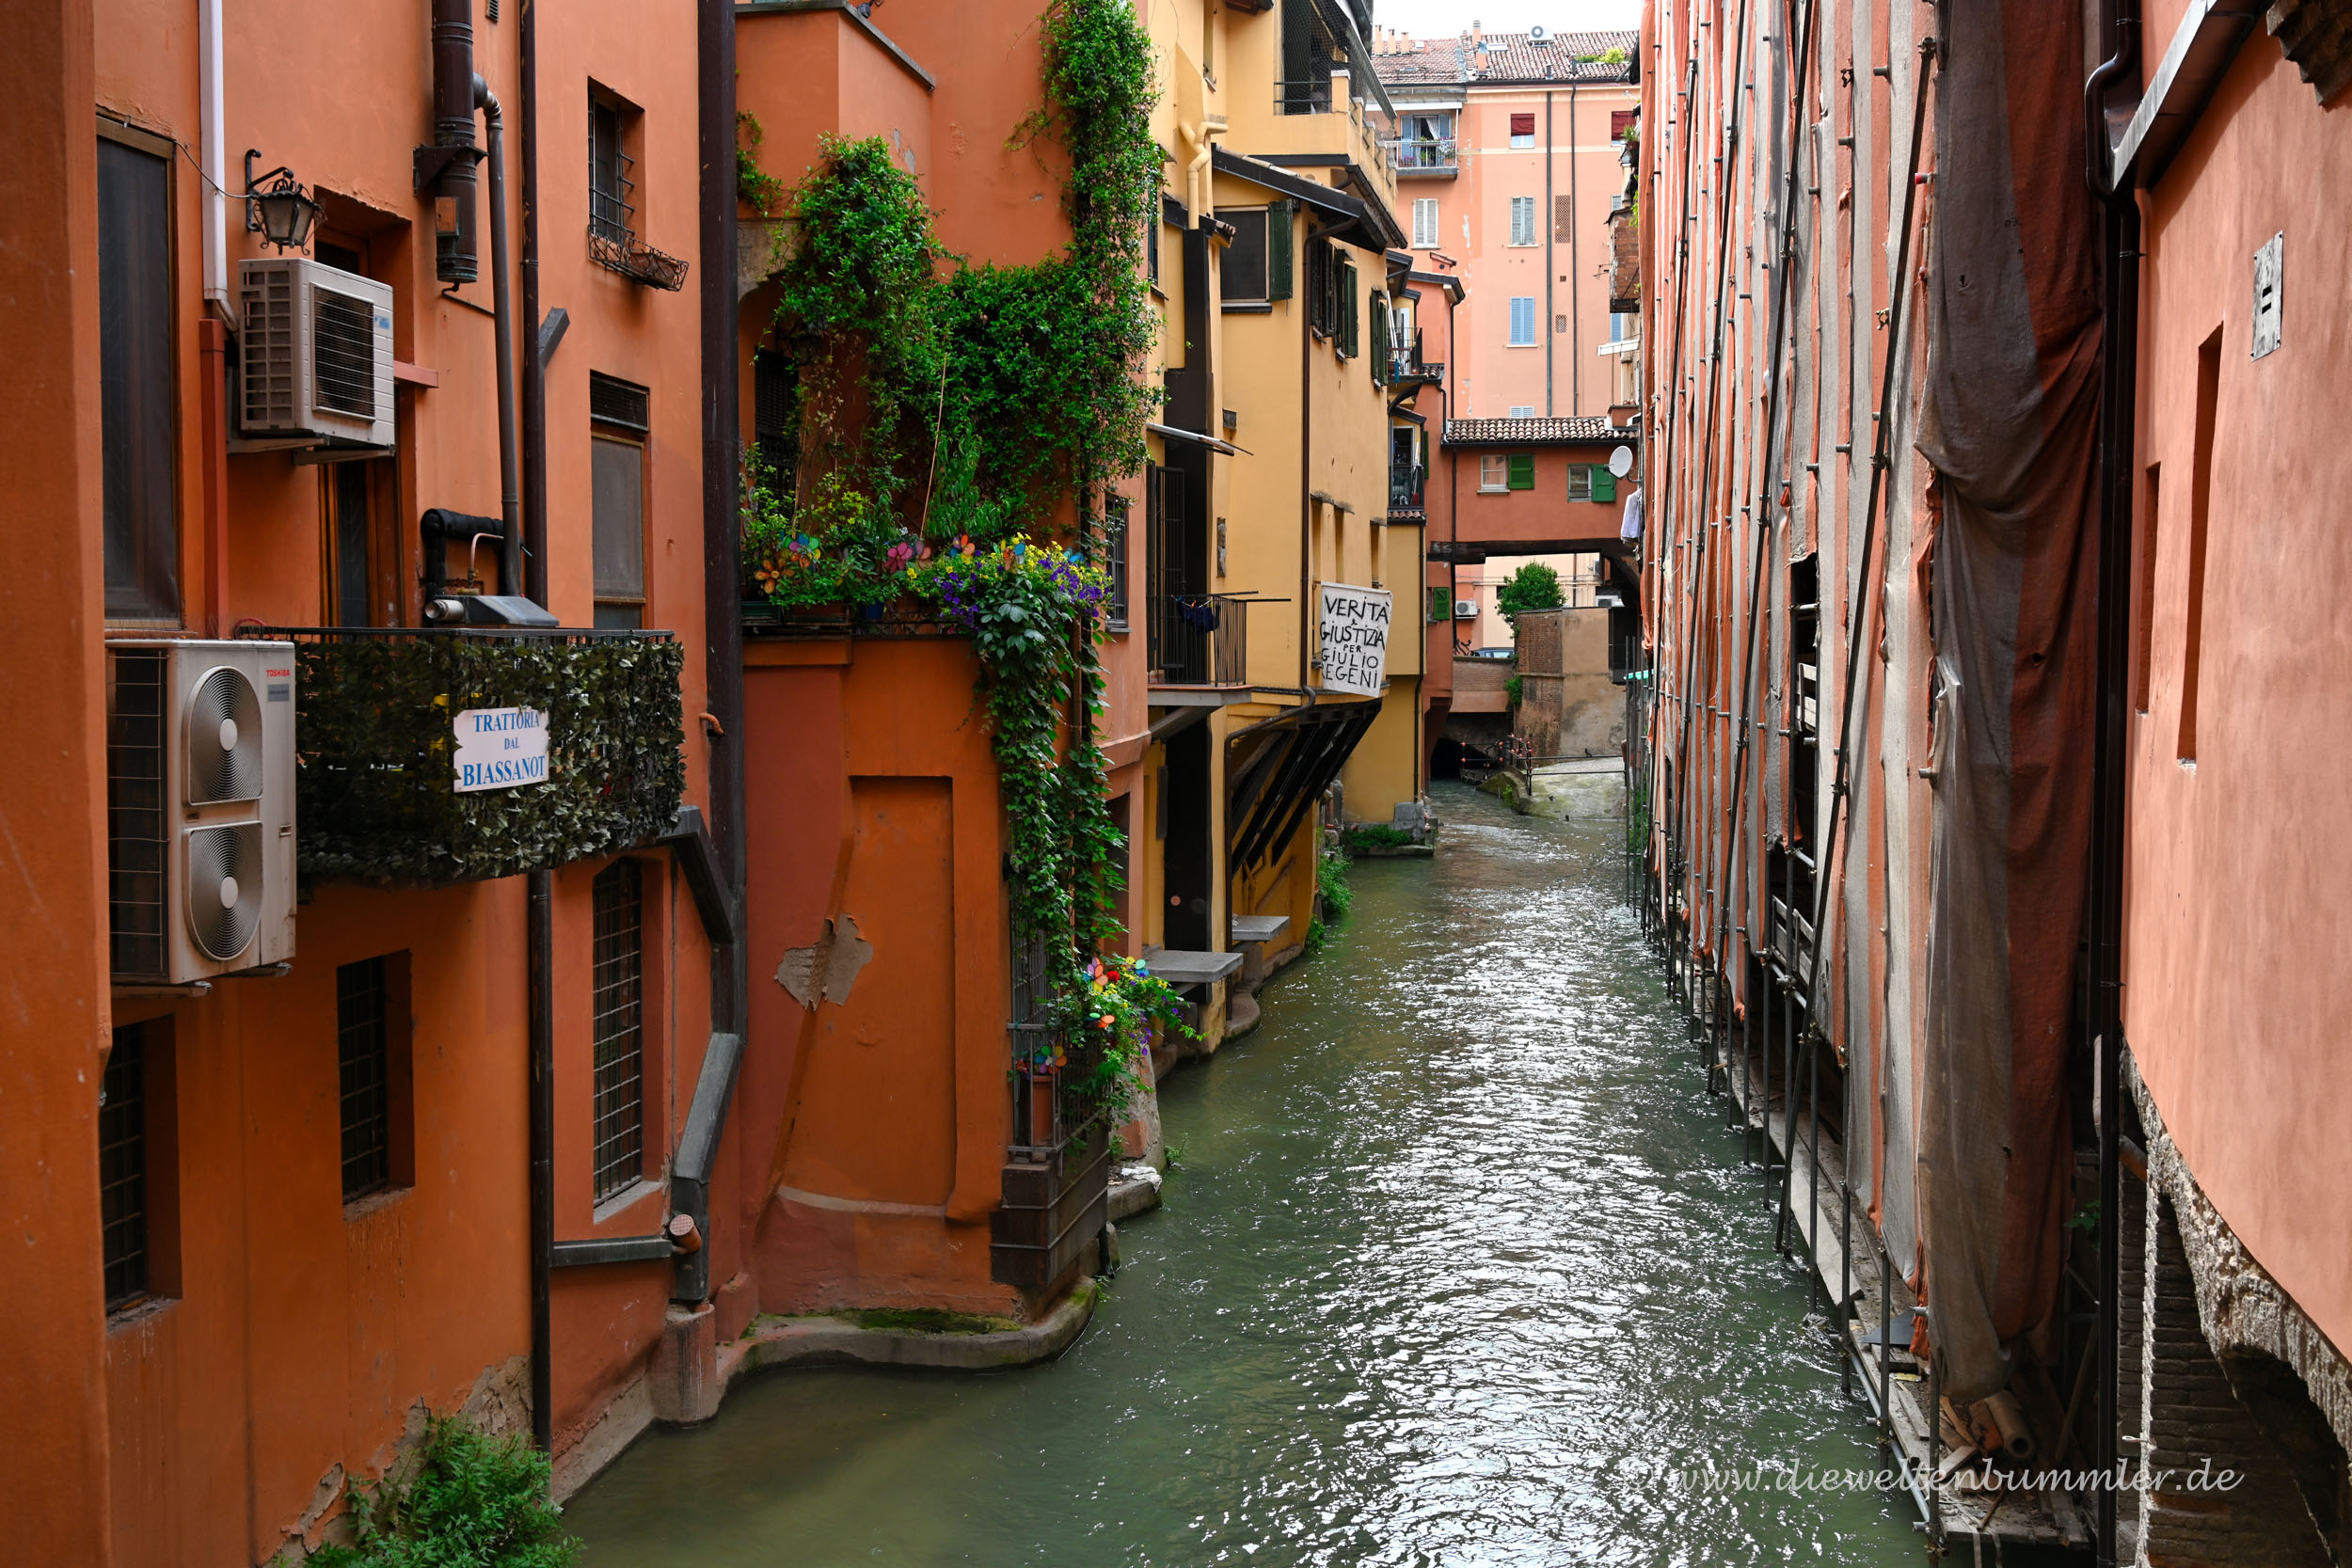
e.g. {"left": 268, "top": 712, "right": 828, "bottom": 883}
{"left": 477, "top": 83, "right": 522, "bottom": 594}
{"left": 2084, "top": 3, "right": 2140, "bottom": 1560}
{"left": 1545, "top": 89, "right": 1554, "bottom": 418}
{"left": 509, "top": 0, "right": 556, "bottom": 1457}
{"left": 687, "top": 0, "right": 747, "bottom": 1306}
{"left": 1568, "top": 82, "right": 1580, "bottom": 414}
{"left": 1299, "top": 265, "right": 1312, "bottom": 687}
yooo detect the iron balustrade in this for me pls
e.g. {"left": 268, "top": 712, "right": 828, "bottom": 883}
{"left": 1390, "top": 461, "right": 1427, "bottom": 511}
{"left": 1388, "top": 332, "right": 1442, "bottom": 386}
{"left": 1148, "top": 592, "right": 1249, "bottom": 688}
{"left": 1390, "top": 136, "right": 1458, "bottom": 174}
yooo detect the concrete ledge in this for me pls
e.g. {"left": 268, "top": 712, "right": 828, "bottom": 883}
{"left": 1108, "top": 1164, "right": 1164, "bottom": 1222}
{"left": 1223, "top": 990, "right": 1263, "bottom": 1040}
{"left": 726, "top": 1284, "right": 1100, "bottom": 1378}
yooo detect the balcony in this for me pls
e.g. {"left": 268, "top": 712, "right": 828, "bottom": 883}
{"left": 1391, "top": 136, "right": 1458, "bottom": 178}
{"left": 1148, "top": 592, "right": 1250, "bottom": 692}
{"left": 1389, "top": 331, "right": 1444, "bottom": 388}
{"left": 249, "top": 626, "right": 686, "bottom": 885}
{"left": 1390, "top": 461, "right": 1427, "bottom": 517}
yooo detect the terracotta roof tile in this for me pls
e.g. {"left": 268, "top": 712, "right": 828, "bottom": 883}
{"left": 1372, "top": 30, "right": 1638, "bottom": 89}
{"left": 1443, "top": 416, "right": 1623, "bottom": 446}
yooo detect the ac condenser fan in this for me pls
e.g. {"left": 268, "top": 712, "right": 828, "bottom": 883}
{"left": 186, "top": 665, "right": 263, "bottom": 803}
{"left": 185, "top": 822, "right": 263, "bottom": 961}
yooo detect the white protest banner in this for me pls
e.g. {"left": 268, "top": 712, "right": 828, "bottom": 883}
{"left": 453, "top": 706, "right": 552, "bottom": 792}
{"left": 1318, "top": 583, "right": 1392, "bottom": 697}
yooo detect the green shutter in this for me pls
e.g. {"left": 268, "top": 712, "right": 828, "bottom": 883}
{"left": 1339, "top": 259, "right": 1359, "bottom": 356}
{"left": 1507, "top": 453, "right": 1534, "bottom": 490}
{"left": 1593, "top": 467, "right": 1616, "bottom": 502}
{"left": 1369, "top": 291, "right": 1390, "bottom": 383}
{"left": 1268, "top": 200, "right": 1295, "bottom": 301}
{"left": 1429, "top": 586, "right": 1450, "bottom": 624}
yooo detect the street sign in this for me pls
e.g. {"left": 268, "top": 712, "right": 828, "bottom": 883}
{"left": 1318, "top": 583, "right": 1392, "bottom": 697}
{"left": 453, "top": 706, "right": 551, "bottom": 792}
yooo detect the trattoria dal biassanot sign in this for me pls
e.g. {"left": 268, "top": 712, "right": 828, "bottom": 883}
{"left": 1318, "top": 583, "right": 1392, "bottom": 697}
{"left": 453, "top": 706, "right": 552, "bottom": 792}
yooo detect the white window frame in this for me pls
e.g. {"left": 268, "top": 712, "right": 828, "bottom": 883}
{"left": 1568, "top": 464, "right": 1594, "bottom": 501}
{"left": 1508, "top": 405, "right": 1535, "bottom": 419}
{"left": 1508, "top": 196, "right": 1535, "bottom": 246}
{"left": 1413, "top": 198, "right": 1440, "bottom": 249}
{"left": 1508, "top": 296, "right": 1536, "bottom": 346}
{"left": 1510, "top": 126, "right": 1535, "bottom": 150}
{"left": 1479, "top": 454, "right": 1509, "bottom": 493}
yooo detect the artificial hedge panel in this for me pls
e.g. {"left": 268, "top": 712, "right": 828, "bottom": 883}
{"left": 285, "top": 629, "right": 686, "bottom": 885}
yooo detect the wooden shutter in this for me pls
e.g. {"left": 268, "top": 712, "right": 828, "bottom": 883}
{"left": 1510, "top": 112, "right": 1535, "bottom": 136}
{"left": 1507, "top": 453, "right": 1534, "bottom": 490}
{"left": 1369, "top": 290, "right": 1389, "bottom": 382}
{"left": 1268, "top": 199, "right": 1295, "bottom": 300}
{"left": 1593, "top": 467, "right": 1617, "bottom": 502}
{"left": 1339, "top": 259, "right": 1359, "bottom": 356}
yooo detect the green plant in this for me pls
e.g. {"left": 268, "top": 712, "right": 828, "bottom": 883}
{"left": 1504, "top": 674, "right": 1524, "bottom": 707}
{"left": 1340, "top": 822, "right": 1416, "bottom": 851}
{"left": 1315, "top": 847, "right": 1355, "bottom": 926}
{"left": 1495, "top": 561, "right": 1565, "bottom": 627}
{"left": 736, "top": 111, "right": 790, "bottom": 214}
{"left": 292, "top": 632, "right": 685, "bottom": 885}
{"left": 311, "top": 1415, "right": 575, "bottom": 1568}
{"left": 744, "top": 2, "right": 1170, "bottom": 1138}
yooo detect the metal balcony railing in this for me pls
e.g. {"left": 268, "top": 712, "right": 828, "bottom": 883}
{"left": 242, "top": 625, "right": 685, "bottom": 885}
{"left": 1391, "top": 136, "right": 1458, "bottom": 174}
{"left": 1389, "top": 331, "right": 1443, "bottom": 386}
{"left": 1148, "top": 592, "right": 1249, "bottom": 688}
{"left": 1391, "top": 462, "right": 1427, "bottom": 511}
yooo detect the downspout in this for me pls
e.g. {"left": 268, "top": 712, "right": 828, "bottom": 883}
{"left": 1299, "top": 260, "right": 1312, "bottom": 687}
{"left": 2084, "top": 4, "right": 2140, "bottom": 1562}
{"left": 677, "top": 0, "right": 748, "bottom": 1308}
{"left": 199, "top": 0, "right": 229, "bottom": 634}
{"left": 477, "top": 82, "right": 523, "bottom": 593}
{"left": 1568, "top": 82, "right": 1579, "bottom": 413}
{"left": 1545, "top": 89, "right": 1554, "bottom": 417}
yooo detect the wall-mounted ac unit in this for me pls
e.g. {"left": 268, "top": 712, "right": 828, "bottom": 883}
{"left": 106, "top": 641, "right": 298, "bottom": 985}
{"left": 1454, "top": 599, "right": 1480, "bottom": 618}
{"left": 236, "top": 258, "right": 394, "bottom": 451}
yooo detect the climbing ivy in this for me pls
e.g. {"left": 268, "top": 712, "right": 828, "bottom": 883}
{"left": 743, "top": 0, "right": 1179, "bottom": 1124}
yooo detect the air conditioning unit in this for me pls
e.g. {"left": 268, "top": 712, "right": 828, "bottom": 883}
{"left": 1529, "top": 24, "right": 1550, "bottom": 41}
{"left": 106, "top": 641, "right": 298, "bottom": 985}
{"left": 236, "top": 257, "right": 394, "bottom": 451}
{"left": 1454, "top": 599, "right": 1480, "bottom": 618}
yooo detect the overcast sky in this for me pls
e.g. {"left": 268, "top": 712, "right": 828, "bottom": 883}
{"left": 1371, "top": 0, "right": 1642, "bottom": 37}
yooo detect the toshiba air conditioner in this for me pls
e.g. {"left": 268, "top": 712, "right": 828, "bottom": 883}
{"left": 106, "top": 641, "right": 298, "bottom": 984}
{"left": 236, "top": 257, "right": 395, "bottom": 451}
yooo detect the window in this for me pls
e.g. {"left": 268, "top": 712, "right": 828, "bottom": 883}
{"left": 1337, "top": 256, "right": 1359, "bottom": 357}
{"left": 1219, "top": 207, "right": 1269, "bottom": 303}
{"left": 337, "top": 954, "right": 413, "bottom": 1204}
{"left": 1509, "top": 405, "right": 1536, "bottom": 419}
{"left": 1610, "top": 310, "right": 1639, "bottom": 343}
{"left": 1507, "top": 453, "right": 1535, "bottom": 490}
{"left": 1148, "top": 204, "right": 1161, "bottom": 290}
{"left": 591, "top": 859, "right": 645, "bottom": 1203}
{"left": 752, "top": 349, "right": 796, "bottom": 484}
{"left": 1309, "top": 240, "right": 1339, "bottom": 338}
{"left": 1510, "top": 112, "right": 1535, "bottom": 150}
{"left": 323, "top": 460, "right": 376, "bottom": 626}
{"left": 1568, "top": 464, "right": 1593, "bottom": 501}
{"left": 1413, "top": 198, "right": 1440, "bottom": 249}
{"left": 101, "top": 1021, "right": 175, "bottom": 1312}
{"left": 1509, "top": 297, "right": 1536, "bottom": 346}
{"left": 1509, "top": 196, "right": 1536, "bottom": 246}
{"left": 1479, "top": 454, "right": 1509, "bottom": 492}
{"left": 589, "top": 91, "right": 637, "bottom": 245}
{"left": 98, "top": 128, "right": 179, "bottom": 623}
{"left": 590, "top": 372, "right": 649, "bottom": 629}
{"left": 1106, "top": 494, "right": 1132, "bottom": 630}
{"left": 1398, "top": 111, "right": 1454, "bottom": 170}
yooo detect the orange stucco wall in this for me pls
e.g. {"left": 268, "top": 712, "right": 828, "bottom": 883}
{"left": 2124, "top": 35, "right": 2352, "bottom": 1358}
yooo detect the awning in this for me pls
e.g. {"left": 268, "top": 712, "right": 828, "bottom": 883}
{"left": 1224, "top": 698, "right": 1380, "bottom": 870}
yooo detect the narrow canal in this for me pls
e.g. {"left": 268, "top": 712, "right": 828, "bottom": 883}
{"left": 568, "top": 782, "right": 1921, "bottom": 1565}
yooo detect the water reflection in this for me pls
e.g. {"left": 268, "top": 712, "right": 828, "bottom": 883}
{"left": 569, "top": 783, "right": 1920, "bottom": 1566}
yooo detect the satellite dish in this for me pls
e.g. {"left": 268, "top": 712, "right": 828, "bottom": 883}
{"left": 1609, "top": 444, "right": 1635, "bottom": 479}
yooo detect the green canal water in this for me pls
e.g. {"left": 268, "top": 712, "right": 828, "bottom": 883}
{"left": 567, "top": 782, "right": 1922, "bottom": 1566}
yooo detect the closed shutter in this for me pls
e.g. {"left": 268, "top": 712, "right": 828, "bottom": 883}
{"left": 1593, "top": 467, "right": 1617, "bottom": 502}
{"left": 1429, "top": 586, "right": 1450, "bottom": 624}
{"left": 1510, "top": 112, "right": 1535, "bottom": 136}
{"left": 1268, "top": 199, "right": 1295, "bottom": 300}
{"left": 1507, "top": 453, "right": 1534, "bottom": 489}
{"left": 1413, "top": 198, "right": 1439, "bottom": 248}
{"left": 1369, "top": 290, "right": 1389, "bottom": 382}
{"left": 1611, "top": 109, "right": 1637, "bottom": 141}
{"left": 1339, "top": 257, "right": 1359, "bottom": 356}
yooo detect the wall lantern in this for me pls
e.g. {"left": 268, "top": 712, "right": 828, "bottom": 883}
{"left": 244, "top": 150, "right": 322, "bottom": 253}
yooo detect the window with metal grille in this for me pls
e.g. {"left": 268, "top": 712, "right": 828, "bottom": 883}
{"left": 1509, "top": 296, "right": 1536, "bottom": 345}
{"left": 1509, "top": 196, "right": 1536, "bottom": 246}
{"left": 589, "top": 93, "right": 637, "bottom": 245}
{"left": 591, "top": 860, "right": 645, "bottom": 1202}
{"left": 1105, "top": 495, "right": 1131, "bottom": 629}
{"left": 101, "top": 1023, "right": 150, "bottom": 1309}
{"left": 592, "top": 373, "right": 649, "bottom": 630}
{"left": 338, "top": 957, "right": 393, "bottom": 1201}
{"left": 1413, "top": 198, "right": 1439, "bottom": 249}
